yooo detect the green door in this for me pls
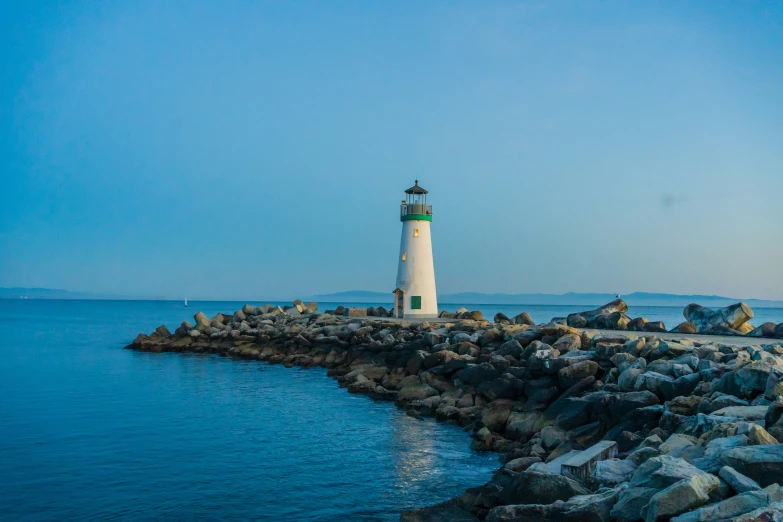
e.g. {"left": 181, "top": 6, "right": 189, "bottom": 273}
{"left": 411, "top": 296, "right": 422, "bottom": 310}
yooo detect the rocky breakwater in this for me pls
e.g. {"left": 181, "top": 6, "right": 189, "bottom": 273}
{"left": 567, "top": 299, "right": 783, "bottom": 340}
{"left": 128, "top": 302, "right": 783, "bottom": 522}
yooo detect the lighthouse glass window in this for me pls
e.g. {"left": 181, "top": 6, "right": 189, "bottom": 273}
{"left": 411, "top": 296, "right": 422, "bottom": 310}
{"left": 414, "top": 228, "right": 419, "bottom": 237}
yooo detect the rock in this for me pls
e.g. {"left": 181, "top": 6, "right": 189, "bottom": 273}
{"left": 154, "top": 325, "right": 171, "bottom": 337}
{"left": 677, "top": 322, "right": 699, "bottom": 334}
{"left": 766, "top": 369, "right": 783, "bottom": 401}
{"left": 494, "top": 312, "right": 511, "bottom": 324}
{"left": 541, "top": 425, "right": 568, "bottom": 450}
{"left": 629, "top": 455, "right": 707, "bottom": 490}
{"left": 721, "top": 444, "right": 783, "bottom": 487}
{"left": 719, "top": 465, "right": 762, "bottom": 493}
{"left": 628, "top": 317, "right": 648, "bottom": 331}
{"left": 767, "top": 397, "right": 783, "bottom": 428}
{"left": 487, "top": 487, "right": 620, "bottom": 522}
{"left": 712, "top": 405, "right": 770, "bottom": 421}
{"left": 498, "top": 469, "right": 591, "bottom": 506}
{"left": 346, "top": 308, "right": 367, "bottom": 317}
{"left": 496, "top": 340, "right": 523, "bottom": 358}
{"left": 234, "top": 310, "right": 246, "bottom": 321}
{"left": 396, "top": 383, "right": 439, "bottom": 404}
{"left": 553, "top": 334, "right": 582, "bottom": 352}
{"left": 748, "top": 425, "right": 778, "bottom": 445}
{"left": 748, "top": 322, "right": 778, "bottom": 338}
{"left": 505, "top": 411, "right": 543, "bottom": 441}
{"left": 567, "top": 299, "right": 628, "bottom": 328}
{"left": 514, "top": 312, "right": 535, "bottom": 326}
{"left": 736, "top": 359, "right": 783, "bottom": 392}
{"left": 684, "top": 302, "right": 754, "bottom": 332}
{"left": 558, "top": 360, "right": 599, "bottom": 388}
{"left": 504, "top": 456, "right": 542, "bottom": 472}
{"left": 644, "top": 473, "right": 720, "bottom": 522}
{"left": 400, "top": 500, "right": 479, "bottom": 522}
{"left": 194, "top": 311, "right": 210, "bottom": 332}
{"left": 482, "top": 401, "right": 513, "bottom": 432}
{"left": 732, "top": 501, "right": 783, "bottom": 522}
{"left": 670, "top": 490, "right": 781, "bottom": 522}
{"left": 660, "top": 434, "right": 702, "bottom": 460}
{"left": 668, "top": 396, "right": 707, "bottom": 416}
{"left": 644, "top": 321, "right": 667, "bottom": 333}
{"left": 593, "top": 458, "right": 638, "bottom": 486}
{"left": 776, "top": 323, "right": 783, "bottom": 339}
{"left": 454, "top": 363, "right": 501, "bottom": 386}
{"left": 612, "top": 487, "right": 660, "bottom": 522}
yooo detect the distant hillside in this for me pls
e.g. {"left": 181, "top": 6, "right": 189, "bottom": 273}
{"left": 0, "top": 288, "right": 137, "bottom": 300}
{"left": 310, "top": 290, "right": 783, "bottom": 308}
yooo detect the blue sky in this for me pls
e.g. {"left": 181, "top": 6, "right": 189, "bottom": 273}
{"left": 1, "top": 1, "right": 782, "bottom": 300}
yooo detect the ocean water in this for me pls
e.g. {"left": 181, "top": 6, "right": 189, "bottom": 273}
{"left": 0, "top": 300, "right": 500, "bottom": 521}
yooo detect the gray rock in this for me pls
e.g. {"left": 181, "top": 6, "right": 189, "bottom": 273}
{"left": 721, "top": 444, "right": 783, "bottom": 487}
{"left": 593, "top": 458, "right": 638, "bottom": 486}
{"left": 193, "top": 311, "right": 210, "bottom": 331}
{"left": 719, "top": 465, "right": 762, "bottom": 493}
{"left": 611, "top": 487, "right": 659, "bottom": 522}
{"left": 498, "top": 469, "right": 591, "bottom": 506}
{"left": 767, "top": 368, "right": 783, "bottom": 401}
{"left": 505, "top": 411, "right": 543, "bottom": 441}
{"left": 629, "top": 455, "right": 707, "bottom": 490}
{"left": 670, "top": 490, "right": 774, "bottom": 522}
{"left": 731, "top": 500, "right": 783, "bottom": 522}
{"left": 644, "top": 473, "right": 720, "bottom": 522}
{"left": 400, "top": 500, "right": 479, "bottom": 522}
{"left": 487, "top": 486, "right": 620, "bottom": 522}
{"left": 481, "top": 400, "right": 513, "bottom": 432}
{"left": 396, "top": 383, "right": 439, "bottom": 404}
{"left": 736, "top": 359, "right": 783, "bottom": 392}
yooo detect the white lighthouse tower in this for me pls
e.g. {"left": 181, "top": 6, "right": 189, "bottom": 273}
{"left": 393, "top": 180, "right": 438, "bottom": 319}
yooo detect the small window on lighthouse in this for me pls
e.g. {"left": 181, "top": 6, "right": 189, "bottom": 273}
{"left": 401, "top": 252, "right": 406, "bottom": 261}
{"left": 414, "top": 229, "right": 419, "bottom": 237}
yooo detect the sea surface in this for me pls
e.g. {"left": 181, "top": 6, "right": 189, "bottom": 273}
{"left": 2, "top": 300, "right": 782, "bottom": 521}
{"left": 0, "top": 300, "right": 500, "bottom": 521}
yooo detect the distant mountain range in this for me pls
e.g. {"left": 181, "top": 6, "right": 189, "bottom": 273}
{"left": 310, "top": 290, "right": 783, "bottom": 308}
{"left": 4, "top": 287, "right": 783, "bottom": 308}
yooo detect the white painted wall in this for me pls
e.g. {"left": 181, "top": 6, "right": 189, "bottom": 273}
{"left": 396, "top": 220, "right": 438, "bottom": 317}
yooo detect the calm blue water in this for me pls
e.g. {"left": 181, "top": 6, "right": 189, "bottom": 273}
{"left": 0, "top": 300, "right": 500, "bottom": 521}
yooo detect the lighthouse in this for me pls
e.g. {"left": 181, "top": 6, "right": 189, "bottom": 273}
{"left": 393, "top": 180, "right": 438, "bottom": 318}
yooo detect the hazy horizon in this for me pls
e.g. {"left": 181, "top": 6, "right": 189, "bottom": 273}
{"left": 2, "top": 2, "right": 782, "bottom": 300}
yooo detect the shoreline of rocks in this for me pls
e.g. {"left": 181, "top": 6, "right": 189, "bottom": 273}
{"left": 127, "top": 299, "right": 783, "bottom": 521}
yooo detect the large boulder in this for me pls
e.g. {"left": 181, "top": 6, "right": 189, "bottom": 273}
{"left": 505, "top": 411, "right": 543, "bottom": 441}
{"left": 567, "top": 299, "right": 628, "bottom": 328}
{"left": 736, "top": 359, "right": 783, "bottom": 393}
{"left": 629, "top": 455, "right": 706, "bottom": 490}
{"left": 721, "top": 444, "right": 783, "bottom": 487}
{"left": 401, "top": 500, "right": 479, "bottom": 522}
{"left": 396, "top": 383, "right": 439, "bottom": 404}
{"left": 193, "top": 311, "right": 211, "bottom": 332}
{"left": 482, "top": 400, "right": 514, "bottom": 432}
{"left": 644, "top": 473, "right": 720, "bottom": 522}
{"left": 498, "top": 469, "right": 591, "bottom": 506}
{"left": 683, "top": 302, "right": 754, "bottom": 332}
{"left": 558, "top": 360, "right": 599, "bottom": 388}
{"left": 487, "top": 487, "right": 621, "bottom": 522}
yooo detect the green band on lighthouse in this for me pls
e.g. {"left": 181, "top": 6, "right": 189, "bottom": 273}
{"left": 400, "top": 214, "right": 432, "bottom": 222}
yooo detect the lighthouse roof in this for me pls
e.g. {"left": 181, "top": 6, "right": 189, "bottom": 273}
{"left": 404, "top": 180, "right": 428, "bottom": 194}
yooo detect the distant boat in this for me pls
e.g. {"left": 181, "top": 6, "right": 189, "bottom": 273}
{"left": 185, "top": 297, "right": 188, "bottom": 307}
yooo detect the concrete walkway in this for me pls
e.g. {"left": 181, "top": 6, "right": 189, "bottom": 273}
{"left": 593, "top": 329, "right": 777, "bottom": 348}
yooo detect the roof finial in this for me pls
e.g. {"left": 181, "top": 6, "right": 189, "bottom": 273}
{"left": 415, "top": 179, "right": 419, "bottom": 185}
